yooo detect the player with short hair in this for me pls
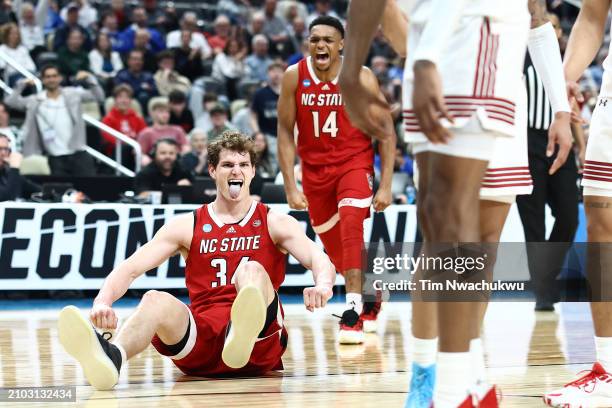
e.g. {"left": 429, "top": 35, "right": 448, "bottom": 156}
{"left": 58, "top": 131, "right": 336, "bottom": 390}
{"left": 277, "top": 15, "right": 396, "bottom": 344}
{"left": 544, "top": 1, "right": 612, "bottom": 406}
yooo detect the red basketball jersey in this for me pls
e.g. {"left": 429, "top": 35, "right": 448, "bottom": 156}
{"left": 295, "top": 57, "right": 374, "bottom": 167}
{"left": 186, "top": 201, "right": 287, "bottom": 310}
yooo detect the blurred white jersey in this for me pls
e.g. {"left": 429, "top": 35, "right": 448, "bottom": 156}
{"left": 403, "top": 0, "right": 530, "bottom": 142}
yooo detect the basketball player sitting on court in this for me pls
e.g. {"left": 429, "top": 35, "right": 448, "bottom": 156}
{"left": 277, "top": 16, "right": 396, "bottom": 345}
{"left": 58, "top": 131, "right": 336, "bottom": 390}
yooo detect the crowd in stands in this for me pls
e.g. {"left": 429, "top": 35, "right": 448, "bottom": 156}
{"left": 0, "top": 0, "right": 607, "bottom": 203}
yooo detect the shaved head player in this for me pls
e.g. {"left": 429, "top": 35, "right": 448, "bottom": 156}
{"left": 58, "top": 131, "right": 336, "bottom": 390}
{"left": 277, "top": 15, "right": 396, "bottom": 344}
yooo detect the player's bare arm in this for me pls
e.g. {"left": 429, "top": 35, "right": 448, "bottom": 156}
{"left": 357, "top": 66, "right": 396, "bottom": 212}
{"left": 338, "top": 0, "right": 393, "bottom": 138}
{"left": 381, "top": 0, "right": 408, "bottom": 58}
{"left": 277, "top": 64, "right": 308, "bottom": 210}
{"left": 528, "top": 0, "right": 573, "bottom": 174}
{"left": 267, "top": 210, "right": 335, "bottom": 312}
{"left": 91, "top": 214, "right": 193, "bottom": 329}
{"left": 564, "top": 0, "right": 610, "bottom": 84}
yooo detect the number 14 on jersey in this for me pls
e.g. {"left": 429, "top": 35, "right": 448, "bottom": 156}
{"left": 311, "top": 111, "right": 338, "bottom": 138}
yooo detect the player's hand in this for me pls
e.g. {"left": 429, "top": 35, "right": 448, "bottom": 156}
{"left": 547, "top": 111, "right": 572, "bottom": 175}
{"left": 90, "top": 302, "right": 118, "bottom": 330}
{"left": 303, "top": 285, "right": 333, "bottom": 312}
{"left": 373, "top": 185, "right": 392, "bottom": 212}
{"left": 338, "top": 73, "right": 394, "bottom": 140}
{"left": 286, "top": 188, "right": 308, "bottom": 210}
{"left": 567, "top": 81, "right": 586, "bottom": 124}
{"left": 412, "top": 60, "right": 454, "bottom": 144}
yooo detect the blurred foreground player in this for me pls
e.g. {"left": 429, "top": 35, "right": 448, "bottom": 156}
{"left": 58, "top": 131, "right": 335, "bottom": 390}
{"left": 340, "top": 0, "right": 533, "bottom": 407}
{"left": 277, "top": 16, "right": 395, "bottom": 344}
{"left": 544, "top": 0, "right": 612, "bottom": 406}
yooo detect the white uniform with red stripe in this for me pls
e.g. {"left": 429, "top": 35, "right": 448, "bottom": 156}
{"left": 403, "top": 0, "right": 532, "bottom": 200}
{"left": 582, "top": 38, "right": 612, "bottom": 197}
{"left": 403, "top": 0, "right": 529, "bottom": 138}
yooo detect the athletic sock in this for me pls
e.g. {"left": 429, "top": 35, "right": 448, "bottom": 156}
{"left": 413, "top": 336, "right": 438, "bottom": 367}
{"left": 470, "top": 338, "right": 486, "bottom": 384}
{"left": 434, "top": 352, "right": 472, "bottom": 408}
{"left": 346, "top": 292, "right": 363, "bottom": 315}
{"left": 595, "top": 336, "right": 612, "bottom": 373}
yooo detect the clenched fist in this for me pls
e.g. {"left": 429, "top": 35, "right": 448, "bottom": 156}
{"left": 303, "top": 285, "right": 333, "bottom": 312}
{"left": 90, "top": 302, "right": 118, "bottom": 330}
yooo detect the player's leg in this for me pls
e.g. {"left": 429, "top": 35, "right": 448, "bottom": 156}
{"left": 337, "top": 167, "right": 377, "bottom": 341}
{"left": 407, "top": 150, "right": 438, "bottom": 408}
{"left": 58, "top": 290, "right": 189, "bottom": 390}
{"left": 222, "top": 260, "right": 277, "bottom": 369}
{"left": 470, "top": 199, "right": 512, "bottom": 400}
{"left": 424, "top": 151, "right": 489, "bottom": 408}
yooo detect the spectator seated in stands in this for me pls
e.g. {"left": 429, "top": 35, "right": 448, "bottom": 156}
{"left": 114, "top": 6, "right": 165, "bottom": 54}
{"left": 180, "top": 128, "right": 208, "bottom": 177}
{"left": 245, "top": 34, "right": 273, "bottom": 82}
{"left": 131, "top": 28, "right": 159, "bottom": 73}
{"left": 52, "top": 3, "right": 92, "bottom": 51}
{"left": 115, "top": 49, "right": 158, "bottom": 114}
{"left": 0, "top": 23, "right": 36, "bottom": 86}
{"left": 262, "top": 0, "right": 294, "bottom": 59}
{"left": 166, "top": 11, "right": 211, "bottom": 60}
{"left": 44, "top": 0, "right": 63, "bottom": 35}
{"left": 60, "top": 0, "right": 98, "bottom": 29}
{"left": 212, "top": 37, "right": 247, "bottom": 100}
{"left": 194, "top": 91, "right": 219, "bottom": 132}
{"left": 5, "top": 65, "right": 103, "bottom": 176}
{"left": 0, "top": 102, "right": 22, "bottom": 150}
{"left": 208, "top": 14, "right": 231, "bottom": 55}
{"left": 171, "top": 29, "right": 205, "bottom": 81}
{"left": 101, "top": 84, "right": 147, "bottom": 167}
{"left": 89, "top": 32, "right": 124, "bottom": 85}
{"left": 138, "top": 97, "right": 189, "bottom": 165}
{"left": 99, "top": 12, "right": 120, "bottom": 48}
{"left": 253, "top": 131, "right": 276, "bottom": 178}
{"left": 250, "top": 61, "right": 282, "bottom": 163}
{"left": 168, "top": 90, "right": 194, "bottom": 133}
{"left": 58, "top": 29, "right": 90, "bottom": 81}
{"left": 154, "top": 50, "right": 191, "bottom": 97}
{"left": 207, "top": 103, "right": 235, "bottom": 143}
{"left": 17, "top": 1, "right": 47, "bottom": 59}
{"left": 134, "top": 137, "right": 193, "bottom": 198}
{"left": 0, "top": 133, "right": 40, "bottom": 201}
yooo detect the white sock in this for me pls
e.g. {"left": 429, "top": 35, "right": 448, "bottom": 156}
{"left": 413, "top": 336, "right": 438, "bottom": 367}
{"left": 346, "top": 293, "right": 363, "bottom": 314}
{"left": 470, "top": 338, "right": 486, "bottom": 384}
{"left": 434, "top": 352, "right": 472, "bottom": 408}
{"left": 115, "top": 343, "right": 127, "bottom": 369}
{"left": 595, "top": 336, "right": 612, "bottom": 372}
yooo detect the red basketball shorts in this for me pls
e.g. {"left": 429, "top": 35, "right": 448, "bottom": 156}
{"left": 302, "top": 159, "right": 374, "bottom": 273}
{"left": 151, "top": 298, "right": 287, "bottom": 377}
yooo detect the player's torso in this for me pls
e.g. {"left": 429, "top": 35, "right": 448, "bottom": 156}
{"left": 295, "top": 57, "right": 374, "bottom": 167}
{"left": 185, "top": 201, "right": 287, "bottom": 307}
{"left": 600, "top": 17, "right": 612, "bottom": 98}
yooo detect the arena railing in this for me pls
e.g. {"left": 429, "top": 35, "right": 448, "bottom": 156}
{"left": 0, "top": 55, "right": 141, "bottom": 177}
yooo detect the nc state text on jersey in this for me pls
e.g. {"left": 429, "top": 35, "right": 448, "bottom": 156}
{"left": 200, "top": 236, "right": 262, "bottom": 254}
{"left": 301, "top": 93, "right": 343, "bottom": 107}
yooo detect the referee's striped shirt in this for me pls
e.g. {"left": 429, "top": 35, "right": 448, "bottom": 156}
{"left": 524, "top": 52, "right": 554, "bottom": 131}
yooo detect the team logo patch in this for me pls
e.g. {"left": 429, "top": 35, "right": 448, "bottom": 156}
{"left": 367, "top": 173, "right": 373, "bottom": 190}
{"left": 253, "top": 219, "right": 261, "bottom": 227}
{"left": 203, "top": 223, "right": 212, "bottom": 233}
{"left": 227, "top": 226, "right": 236, "bottom": 233}
{"left": 302, "top": 79, "right": 311, "bottom": 87}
